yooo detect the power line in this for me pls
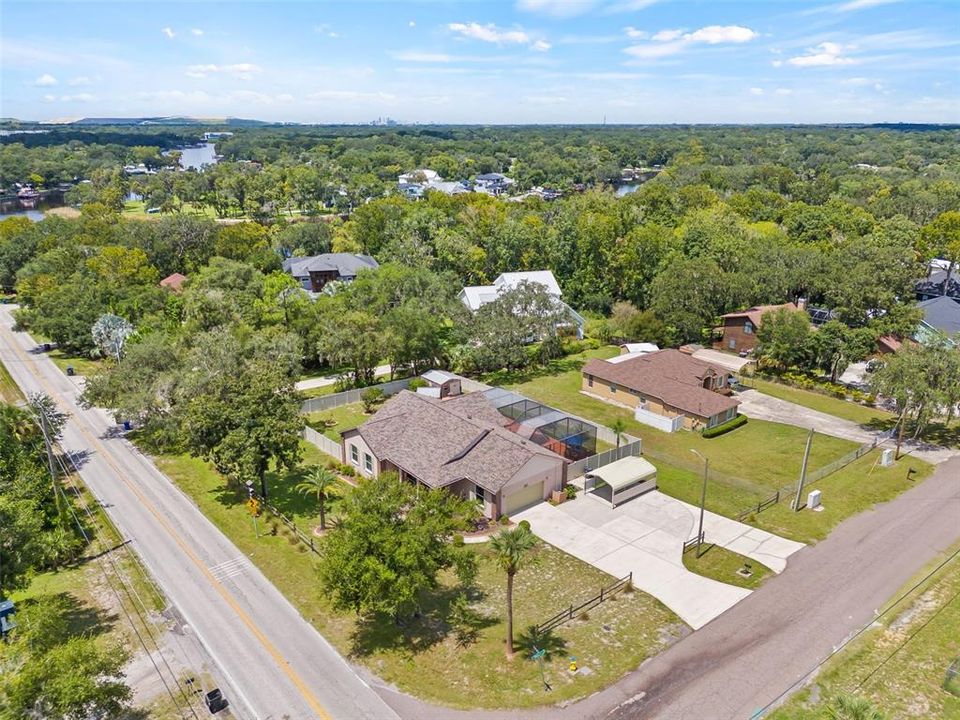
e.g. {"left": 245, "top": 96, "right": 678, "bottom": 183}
{"left": 754, "top": 543, "right": 960, "bottom": 717}
{"left": 33, "top": 409, "right": 203, "bottom": 720}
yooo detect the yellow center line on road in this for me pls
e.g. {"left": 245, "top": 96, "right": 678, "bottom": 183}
{"left": 1, "top": 325, "right": 333, "bottom": 720}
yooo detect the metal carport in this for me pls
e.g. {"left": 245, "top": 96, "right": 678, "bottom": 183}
{"left": 585, "top": 456, "right": 658, "bottom": 508}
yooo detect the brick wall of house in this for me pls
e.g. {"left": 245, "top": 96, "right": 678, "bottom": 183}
{"left": 716, "top": 318, "right": 758, "bottom": 352}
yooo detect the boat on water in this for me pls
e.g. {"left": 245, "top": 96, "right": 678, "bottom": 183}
{"left": 17, "top": 187, "right": 40, "bottom": 209}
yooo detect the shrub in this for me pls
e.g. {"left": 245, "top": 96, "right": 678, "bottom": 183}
{"left": 407, "top": 377, "right": 428, "bottom": 390}
{"left": 452, "top": 533, "right": 465, "bottom": 546}
{"left": 564, "top": 485, "right": 578, "bottom": 500}
{"left": 361, "top": 387, "right": 385, "bottom": 413}
{"left": 499, "top": 515, "right": 511, "bottom": 526}
{"left": 518, "top": 519, "right": 531, "bottom": 532}
{"left": 702, "top": 414, "right": 748, "bottom": 438}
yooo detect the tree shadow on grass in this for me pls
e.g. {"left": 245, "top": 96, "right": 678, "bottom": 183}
{"left": 862, "top": 417, "right": 960, "bottom": 449}
{"left": 481, "top": 355, "right": 588, "bottom": 388}
{"left": 348, "top": 587, "right": 495, "bottom": 659}
{"left": 18, "top": 591, "right": 118, "bottom": 640}
{"left": 516, "top": 625, "right": 567, "bottom": 661}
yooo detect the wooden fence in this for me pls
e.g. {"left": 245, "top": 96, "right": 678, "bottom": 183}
{"left": 682, "top": 531, "right": 704, "bottom": 554}
{"left": 534, "top": 573, "right": 632, "bottom": 635}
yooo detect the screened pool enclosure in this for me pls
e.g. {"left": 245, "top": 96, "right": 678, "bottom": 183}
{"left": 482, "top": 388, "right": 597, "bottom": 461}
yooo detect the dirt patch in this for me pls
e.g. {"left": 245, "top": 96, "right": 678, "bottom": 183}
{"left": 890, "top": 589, "right": 939, "bottom": 632}
{"left": 44, "top": 206, "right": 81, "bottom": 219}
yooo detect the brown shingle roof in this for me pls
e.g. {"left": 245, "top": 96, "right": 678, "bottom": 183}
{"left": 345, "top": 391, "right": 564, "bottom": 494}
{"left": 583, "top": 349, "right": 740, "bottom": 419}
{"left": 159, "top": 272, "right": 187, "bottom": 292}
{"left": 720, "top": 303, "right": 799, "bottom": 328}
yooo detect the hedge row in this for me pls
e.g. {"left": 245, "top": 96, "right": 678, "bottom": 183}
{"left": 702, "top": 414, "right": 748, "bottom": 438}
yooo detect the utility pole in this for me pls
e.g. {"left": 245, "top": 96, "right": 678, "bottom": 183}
{"left": 794, "top": 428, "right": 814, "bottom": 511}
{"left": 690, "top": 449, "right": 708, "bottom": 557}
{"left": 39, "top": 408, "right": 60, "bottom": 512}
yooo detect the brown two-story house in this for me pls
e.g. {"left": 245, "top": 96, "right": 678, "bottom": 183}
{"left": 715, "top": 303, "right": 799, "bottom": 353}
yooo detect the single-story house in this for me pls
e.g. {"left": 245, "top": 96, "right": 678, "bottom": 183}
{"left": 341, "top": 391, "right": 567, "bottom": 519}
{"left": 582, "top": 349, "right": 740, "bottom": 431}
{"left": 398, "top": 169, "right": 441, "bottom": 185}
{"left": 915, "top": 296, "right": 960, "bottom": 345}
{"left": 620, "top": 342, "right": 660, "bottom": 355}
{"left": 459, "top": 270, "right": 585, "bottom": 338}
{"left": 159, "top": 272, "right": 187, "bottom": 293}
{"left": 715, "top": 303, "right": 800, "bottom": 353}
{"left": 282, "top": 253, "right": 379, "bottom": 293}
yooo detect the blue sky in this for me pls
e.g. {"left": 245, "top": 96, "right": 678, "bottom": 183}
{"left": 2, "top": 0, "right": 958, "bottom": 123}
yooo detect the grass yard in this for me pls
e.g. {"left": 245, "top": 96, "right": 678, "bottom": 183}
{"left": 47, "top": 348, "right": 103, "bottom": 377}
{"left": 299, "top": 383, "right": 338, "bottom": 399}
{"left": 748, "top": 378, "right": 894, "bottom": 427}
{"left": 149, "top": 446, "right": 689, "bottom": 709}
{"left": 122, "top": 199, "right": 224, "bottom": 221}
{"left": 307, "top": 401, "right": 371, "bottom": 442}
{"left": 0, "top": 355, "right": 23, "bottom": 403}
{"left": 771, "top": 547, "right": 960, "bottom": 720}
{"left": 682, "top": 544, "right": 772, "bottom": 590}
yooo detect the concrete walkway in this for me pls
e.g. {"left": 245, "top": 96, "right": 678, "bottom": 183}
{"left": 514, "top": 491, "right": 803, "bottom": 630}
{"left": 737, "top": 388, "right": 956, "bottom": 464}
{"left": 295, "top": 364, "right": 392, "bottom": 391}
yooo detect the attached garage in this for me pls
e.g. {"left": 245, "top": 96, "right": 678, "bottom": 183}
{"left": 501, "top": 481, "right": 544, "bottom": 516}
{"left": 585, "top": 456, "right": 657, "bottom": 508}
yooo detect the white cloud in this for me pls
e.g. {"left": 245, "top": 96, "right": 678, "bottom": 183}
{"left": 624, "top": 27, "right": 648, "bottom": 39}
{"left": 68, "top": 76, "right": 93, "bottom": 86}
{"left": 625, "top": 24, "right": 758, "bottom": 61}
{"left": 775, "top": 88, "right": 793, "bottom": 95}
{"left": 532, "top": 39, "right": 551, "bottom": 52}
{"left": 33, "top": 73, "right": 57, "bottom": 87}
{"left": 772, "top": 60, "right": 784, "bottom": 67}
{"left": 315, "top": 24, "right": 339, "bottom": 38}
{"left": 448, "top": 22, "right": 531, "bottom": 45}
{"left": 185, "top": 63, "right": 262, "bottom": 79}
{"left": 652, "top": 29, "right": 684, "bottom": 42}
{"left": 191, "top": 28, "right": 204, "bottom": 36}
{"left": 604, "top": 0, "right": 658, "bottom": 12}
{"left": 41, "top": 94, "right": 56, "bottom": 103}
{"left": 60, "top": 93, "right": 95, "bottom": 102}
{"left": 409, "top": 21, "right": 416, "bottom": 28}
{"left": 786, "top": 42, "right": 856, "bottom": 67}
{"left": 684, "top": 26, "right": 758, "bottom": 44}
{"left": 161, "top": 27, "right": 175, "bottom": 39}
{"left": 750, "top": 87, "right": 764, "bottom": 95}
{"left": 833, "top": 0, "right": 900, "bottom": 12}
{"left": 516, "top": 0, "right": 598, "bottom": 17}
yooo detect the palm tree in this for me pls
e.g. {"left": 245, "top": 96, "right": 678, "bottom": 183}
{"left": 295, "top": 466, "right": 340, "bottom": 531}
{"left": 824, "top": 694, "right": 887, "bottom": 720}
{"left": 490, "top": 525, "right": 538, "bottom": 659}
{"left": 609, "top": 418, "right": 627, "bottom": 449}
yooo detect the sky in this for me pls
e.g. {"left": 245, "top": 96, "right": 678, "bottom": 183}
{"left": 1, "top": 0, "right": 958, "bottom": 124}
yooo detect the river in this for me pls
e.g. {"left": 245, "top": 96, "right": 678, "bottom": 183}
{"left": 173, "top": 143, "right": 218, "bottom": 170}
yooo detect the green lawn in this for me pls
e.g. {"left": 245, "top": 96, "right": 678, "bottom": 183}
{"left": 148, "top": 447, "right": 688, "bottom": 709}
{"left": 300, "top": 383, "right": 338, "bottom": 399}
{"left": 748, "top": 378, "right": 894, "bottom": 427}
{"left": 47, "top": 349, "right": 103, "bottom": 377}
{"left": 682, "top": 544, "right": 772, "bottom": 590}
{"left": 307, "top": 401, "right": 371, "bottom": 442}
{"left": 123, "top": 199, "right": 224, "bottom": 220}
{"left": 0, "top": 355, "right": 23, "bottom": 403}
{"left": 770, "top": 547, "right": 960, "bottom": 720}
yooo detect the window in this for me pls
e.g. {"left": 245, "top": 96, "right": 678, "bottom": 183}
{"left": 728, "top": 338, "right": 736, "bottom": 349}
{"left": 587, "top": 374, "right": 593, "bottom": 388}
{"left": 350, "top": 444, "right": 359, "bottom": 465}
{"left": 610, "top": 383, "right": 617, "bottom": 394}
{"left": 475, "top": 485, "right": 485, "bottom": 503}
{"left": 744, "top": 320, "right": 753, "bottom": 335}
{"left": 364, "top": 453, "right": 373, "bottom": 473}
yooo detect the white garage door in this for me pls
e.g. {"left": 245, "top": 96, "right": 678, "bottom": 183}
{"left": 503, "top": 481, "right": 544, "bottom": 516}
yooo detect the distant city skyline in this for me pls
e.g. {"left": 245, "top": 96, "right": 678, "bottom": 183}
{"left": 2, "top": 0, "right": 958, "bottom": 124}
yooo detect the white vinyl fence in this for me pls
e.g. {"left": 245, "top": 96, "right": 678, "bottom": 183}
{"left": 567, "top": 440, "right": 642, "bottom": 480}
{"left": 303, "top": 426, "right": 343, "bottom": 462}
{"left": 634, "top": 407, "right": 684, "bottom": 433}
{"left": 300, "top": 377, "right": 413, "bottom": 414}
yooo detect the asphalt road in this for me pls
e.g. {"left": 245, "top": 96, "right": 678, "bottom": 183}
{"left": 0, "top": 307, "right": 399, "bottom": 720}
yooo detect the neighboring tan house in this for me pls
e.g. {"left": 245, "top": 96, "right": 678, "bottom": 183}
{"left": 282, "top": 253, "right": 379, "bottom": 293}
{"left": 459, "top": 270, "right": 585, "bottom": 339}
{"left": 582, "top": 349, "right": 740, "bottom": 432}
{"left": 340, "top": 391, "right": 567, "bottom": 519}
{"left": 715, "top": 302, "right": 799, "bottom": 353}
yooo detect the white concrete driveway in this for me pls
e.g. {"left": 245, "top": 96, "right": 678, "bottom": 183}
{"left": 691, "top": 348, "right": 754, "bottom": 374}
{"left": 514, "top": 491, "right": 804, "bottom": 630}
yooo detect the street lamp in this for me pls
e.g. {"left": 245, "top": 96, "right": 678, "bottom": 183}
{"left": 690, "top": 449, "right": 709, "bottom": 558}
